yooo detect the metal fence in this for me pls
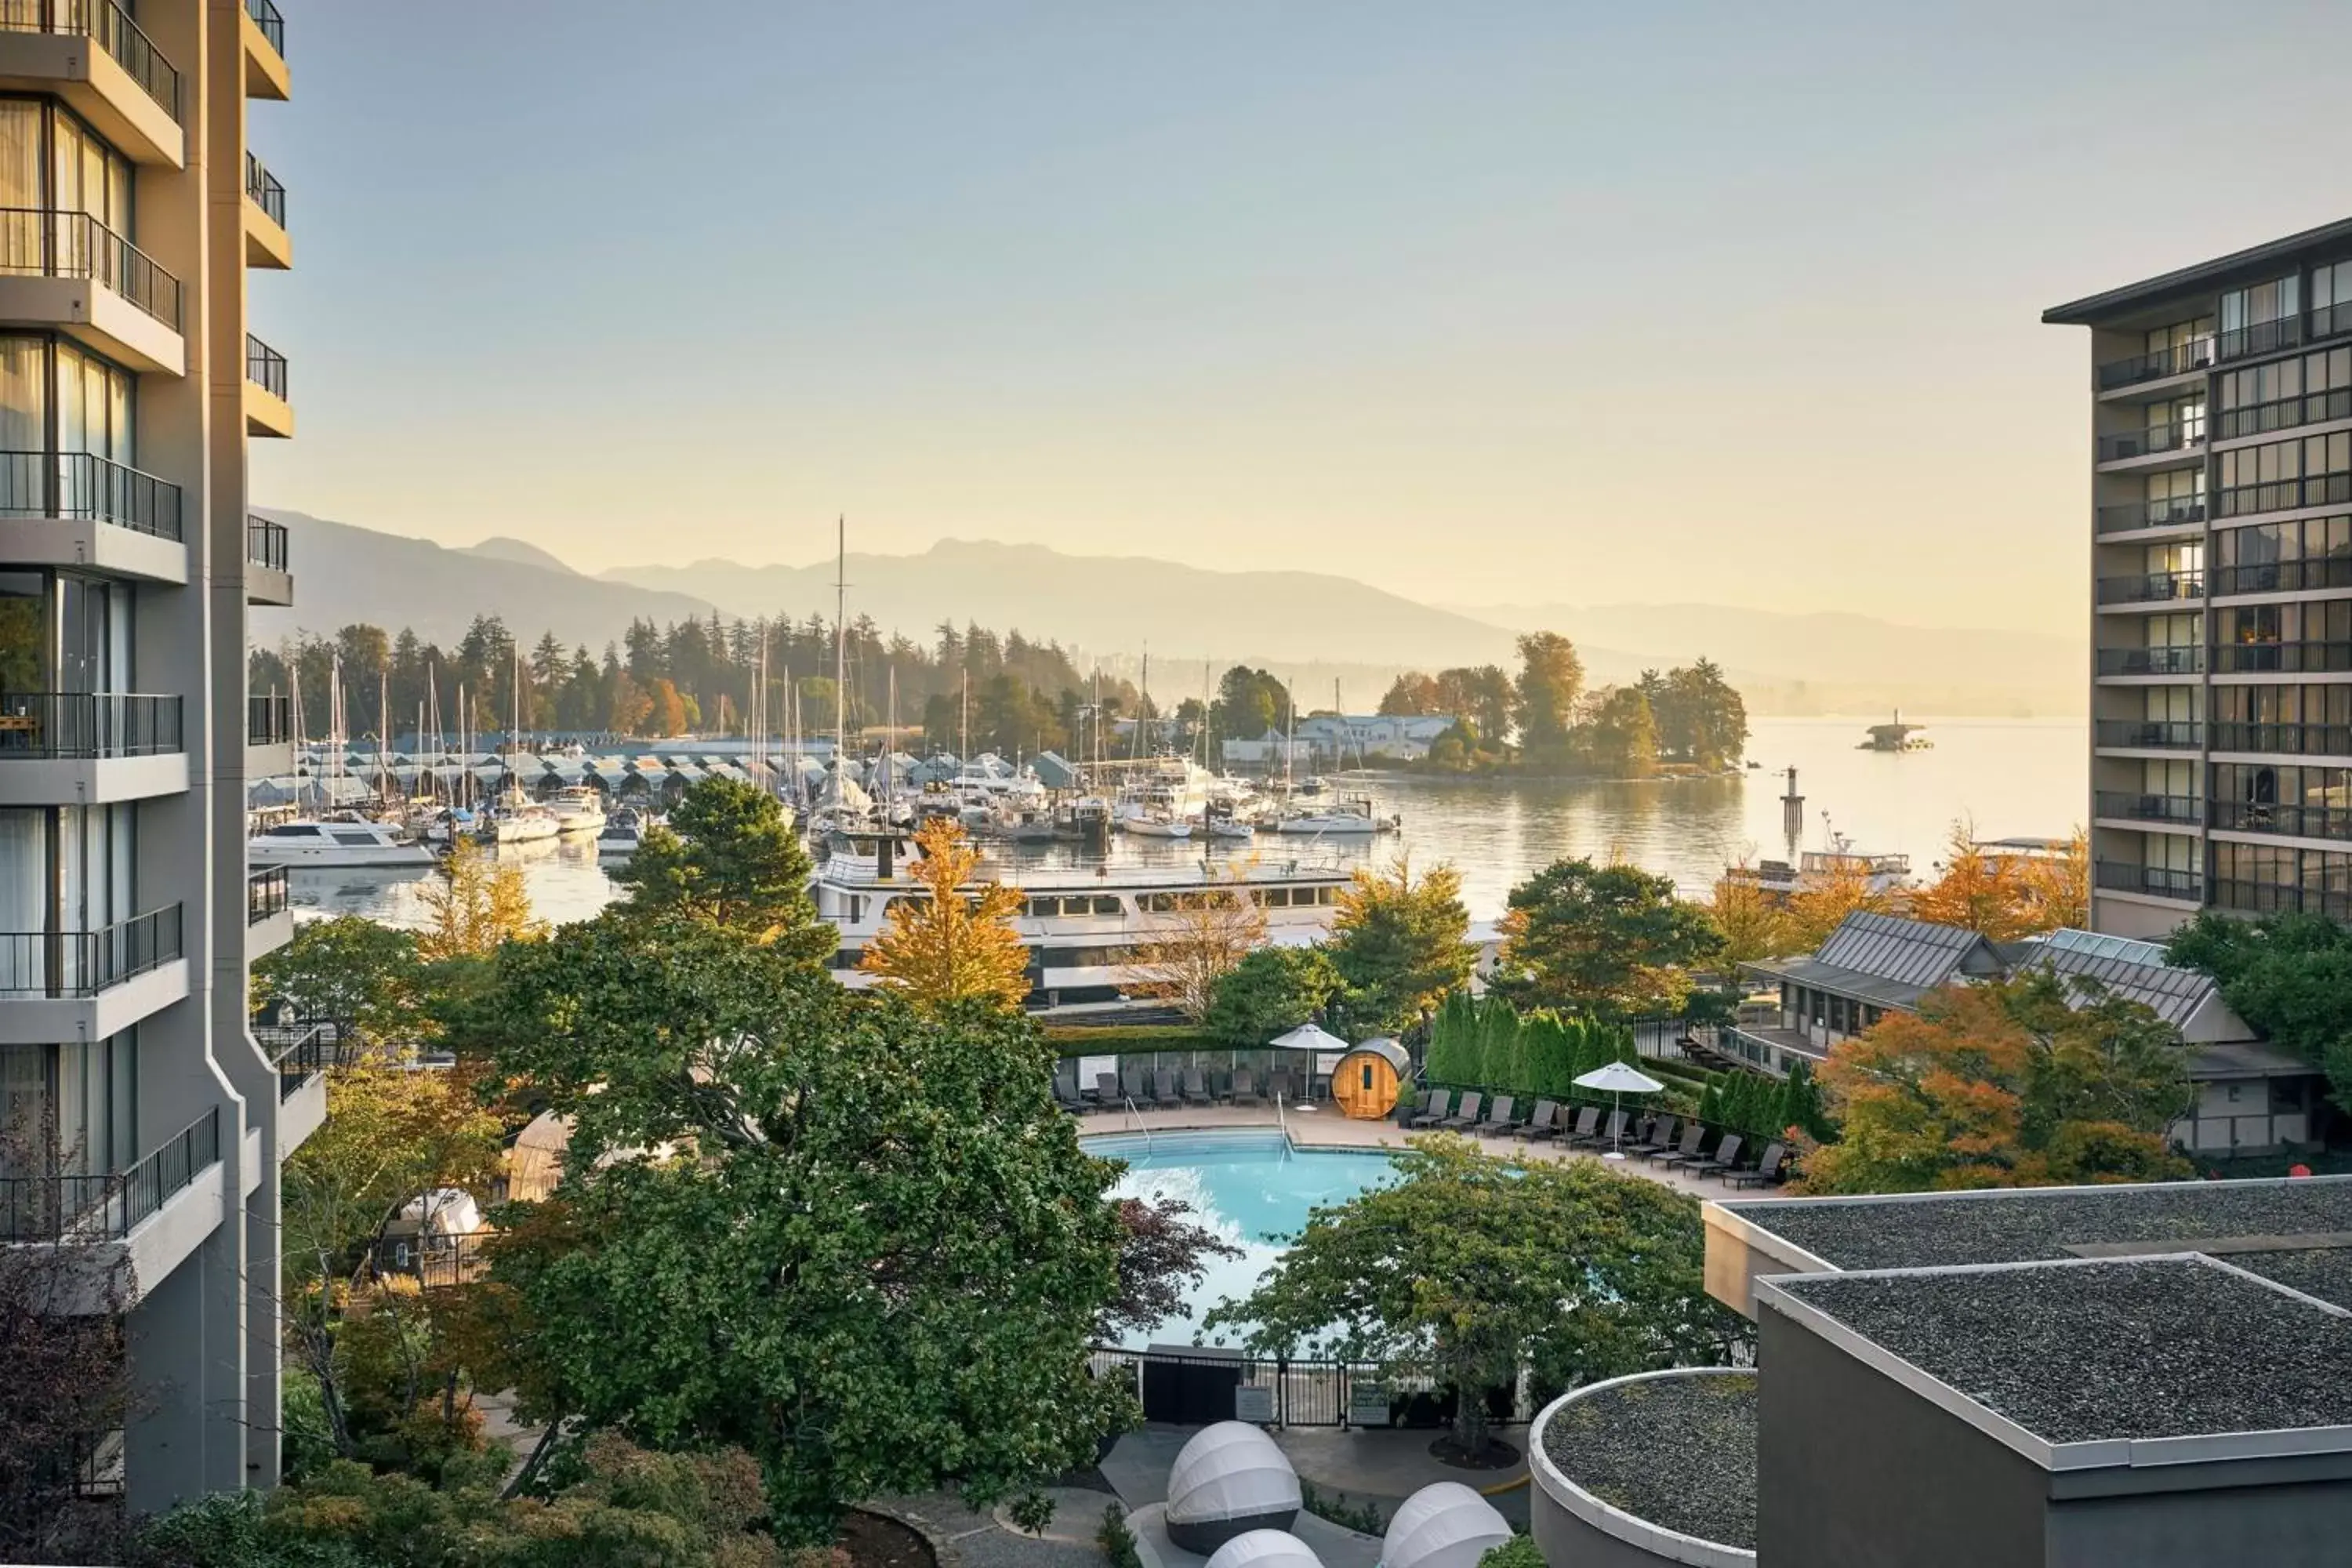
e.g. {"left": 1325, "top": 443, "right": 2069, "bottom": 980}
{"left": 0, "top": 904, "right": 182, "bottom": 996}
{"left": 369, "top": 1227, "right": 492, "bottom": 1289}
{"left": 247, "top": 512, "right": 289, "bottom": 570}
{"left": 1085, "top": 1345, "right": 1532, "bottom": 1429}
{"left": 247, "top": 335, "right": 289, "bottom": 400}
{"left": 0, "top": 691, "right": 182, "bottom": 758}
{"left": 0, "top": 0, "right": 180, "bottom": 120}
{"left": 0, "top": 206, "right": 181, "bottom": 327}
{"left": 0, "top": 448, "right": 183, "bottom": 535}
{"left": 245, "top": 152, "right": 286, "bottom": 227}
{"left": 0, "top": 1106, "right": 217, "bottom": 1240}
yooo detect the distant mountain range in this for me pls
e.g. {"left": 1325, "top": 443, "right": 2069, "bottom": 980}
{"left": 252, "top": 509, "right": 2082, "bottom": 716}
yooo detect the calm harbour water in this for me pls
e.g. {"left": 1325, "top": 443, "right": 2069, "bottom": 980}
{"left": 287, "top": 717, "right": 2086, "bottom": 927}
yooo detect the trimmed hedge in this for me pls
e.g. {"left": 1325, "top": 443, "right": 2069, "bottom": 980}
{"left": 1046, "top": 1024, "right": 1218, "bottom": 1055}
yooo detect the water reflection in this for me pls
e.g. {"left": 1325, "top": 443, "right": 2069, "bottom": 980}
{"left": 289, "top": 717, "right": 2086, "bottom": 927}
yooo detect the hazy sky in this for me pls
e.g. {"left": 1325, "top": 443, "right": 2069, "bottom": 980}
{"left": 250, "top": 1, "right": 2352, "bottom": 634}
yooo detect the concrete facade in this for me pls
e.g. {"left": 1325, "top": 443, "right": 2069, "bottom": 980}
{"left": 0, "top": 0, "right": 306, "bottom": 1515}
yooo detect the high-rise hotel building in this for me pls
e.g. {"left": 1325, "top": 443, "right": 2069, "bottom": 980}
{"left": 2049, "top": 220, "right": 2352, "bottom": 939}
{"left": 0, "top": 0, "right": 306, "bottom": 1512}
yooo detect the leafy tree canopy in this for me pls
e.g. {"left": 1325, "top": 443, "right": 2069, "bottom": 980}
{"left": 1203, "top": 1137, "right": 1748, "bottom": 1457}
{"left": 1802, "top": 970, "right": 2193, "bottom": 1194}
{"left": 1204, "top": 946, "right": 1340, "bottom": 1047}
{"left": 478, "top": 916, "right": 1129, "bottom": 1538}
{"left": 1327, "top": 856, "right": 1475, "bottom": 1036}
{"left": 2168, "top": 907, "right": 2352, "bottom": 1110}
{"left": 1495, "top": 858, "right": 1723, "bottom": 1021}
{"left": 612, "top": 777, "right": 833, "bottom": 961}
{"left": 253, "top": 915, "right": 426, "bottom": 1042}
{"left": 858, "top": 817, "right": 1031, "bottom": 1011}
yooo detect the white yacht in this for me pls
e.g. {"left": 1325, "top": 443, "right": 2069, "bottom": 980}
{"left": 812, "top": 840, "right": 1352, "bottom": 1010}
{"left": 250, "top": 818, "right": 437, "bottom": 869}
{"left": 1271, "top": 790, "right": 1395, "bottom": 836}
{"left": 481, "top": 792, "right": 561, "bottom": 845}
{"left": 545, "top": 786, "right": 608, "bottom": 837}
{"left": 597, "top": 805, "right": 651, "bottom": 860}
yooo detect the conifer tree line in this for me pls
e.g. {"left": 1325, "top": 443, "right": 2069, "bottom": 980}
{"left": 249, "top": 612, "right": 1146, "bottom": 754}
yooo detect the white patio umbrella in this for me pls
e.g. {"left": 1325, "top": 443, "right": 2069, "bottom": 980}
{"left": 1267, "top": 1022, "right": 1349, "bottom": 1110}
{"left": 1571, "top": 1061, "right": 1664, "bottom": 1160}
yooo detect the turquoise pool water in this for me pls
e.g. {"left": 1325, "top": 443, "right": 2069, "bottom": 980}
{"left": 1087, "top": 1130, "right": 1397, "bottom": 1350}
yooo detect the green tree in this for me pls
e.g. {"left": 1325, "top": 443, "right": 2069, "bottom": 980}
{"left": 252, "top": 916, "right": 425, "bottom": 1044}
{"left": 2168, "top": 908, "right": 2352, "bottom": 1110}
{"left": 1378, "top": 672, "right": 1443, "bottom": 716}
{"left": 612, "top": 777, "right": 832, "bottom": 960}
{"left": 1495, "top": 858, "right": 1725, "bottom": 1020}
{"left": 1511, "top": 632, "right": 1584, "bottom": 760}
{"left": 1572, "top": 686, "right": 1660, "bottom": 779}
{"left": 477, "top": 916, "right": 1128, "bottom": 1538}
{"left": 1213, "top": 665, "right": 1287, "bottom": 740}
{"left": 1327, "top": 856, "right": 1476, "bottom": 1036}
{"left": 1204, "top": 1138, "right": 1748, "bottom": 1458}
{"left": 1204, "top": 946, "right": 1341, "bottom": 1046}
{"left": 1653, "top": 659, "right": 1748, "bottom": 769}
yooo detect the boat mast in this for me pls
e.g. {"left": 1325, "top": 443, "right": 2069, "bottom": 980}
{"left": 833, "top": 516, "right": 848, "bottom": 788}
{"left": 288, "top": 654, "right": 307, "bottom": 815}
{"left": 1135, "top": 644, "right": 1149, "bottom": 761}
{"left": 960, "top": 668, "right": 968, "bottom": 760}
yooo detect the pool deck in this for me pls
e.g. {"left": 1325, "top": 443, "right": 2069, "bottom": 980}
{"left": 1079, "top": 1102, "right": 1722, "bottom": 1200}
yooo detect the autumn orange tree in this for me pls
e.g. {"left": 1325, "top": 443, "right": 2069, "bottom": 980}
{"left": 857, "top": 816, "right": 1029, "bottom": 1010}
{"left": 416, "top": 837, "right": 543, "bottom": 962}
{"left": 1784, "top": 857, "right": 1896, "bottom": 950}
{"left": 1704, "top": 867, "right": 1791, "bottom": 968}
{"left": 1908, "top": 821, "right": 2087, "bottom": 942}
{"left": 1802, "top": 970, "right": 2192, "bottom": 1194}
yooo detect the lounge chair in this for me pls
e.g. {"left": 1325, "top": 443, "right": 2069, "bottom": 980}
{"left": 1570, "top": 1109, "right": 1626, "bottom": 1151}
{"left": 1439, "top": 1091, "right": 1485, "bottom": 1130}
{"left": 1512, "top": 1101, "right": 1560, "bottom": 1142}
{"left": 1687, "top": 1134, "right": 1745, "bottom": 1181}
{"left": 1625, "top": 1116, "right": 1680, "bottom": 1160}
{"left": 1053, "top": 1067, "right": 1086, "bottom": 1112}
{"left": 1094, "top": 1072, "right": 1120, "bottom": 1109}
{"left": 1727, "top": 1142, "right": 1788, "bottom": 1189}
{"left": 1182, "top": 1068, "right": 1213, "bottom": 1105}
{"left": 1268, "top": 1067, "right": 1298, "bottom": 1104}
{"left": 1475, "top": 1095, "right": 1516, "bottom": 1134}
{"left": 1230, "top": 1067, "right": 1262, "bottom": 1106}
{"left": 1555, "top": 1105, "right": 1600, "bottom": 1147}
{"left": 1406, "top": 1089, "right": 1450, "bottom": 1128}
{"left": 1121, "top": 1067, "right": 1150, "bottom": 1105}
{"left": 1647, "top": 1121, "right": 1708, "bottom": 1168}
{"left": 1152, "top": 1069, "right": 1184, "bottom": 1109}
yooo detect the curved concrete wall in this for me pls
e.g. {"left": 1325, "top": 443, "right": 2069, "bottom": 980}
{"left": 1527, "top": 1370, "right": 1756, "bottom": 1568}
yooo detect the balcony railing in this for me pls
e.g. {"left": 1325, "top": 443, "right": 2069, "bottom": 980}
{"left": 2218, "top": 316, "right": 2304, "bottom": 362}
{"left": 2097, "top": 423, "right": 2202, "bottom": 462}
{"left": 2216, "top": 472, "right": 2352, "bottom": 519}
{"left": 2210, "top": 800, "right": 2352, "bottom": 843}
{"left": 247, "top": 863, "right": 288, "bottom": 926}
{"left": 0, "top": 208, "right": 180, "bottom": 329}
{"left": 0, "top": 449, "right": 180, "bottom": 539}
{"left": 2096, "top": 645, "right": 2203, "bottom": 677}
{"left": 0, "top": 1107, "right": 217, "bottom": 1242}
{"left": 2094, "top": 719, "right": 2203, "bottom": 750}
{"left": 2096, "top": 569, "right": 2204, "bottom": 606}
{"left": 0, "top": 1, "right": 180, "bottom": 122}
{"left": 246, "top": 335, "right": 287, "bottom": 400}
{"left": 0, "top": 904, "right": 180, "bottom": 996}
{"left": 2212, "top": 641, "right": 2352, "bottom": 674}
{"left": 2094, "top": 790, "right": 2202, "bottom": 826}
{"left": 2095, "top": 495, "right": 2205, "bottom": 534}
{"left": 2098, "top": 336, "right": 2213, "bottom": 390}
{"left": 245, "top": 0, "right": 283, "bottom": 57}
{"left": 246, "top": 514, "right": 287, "bottom": 571}
{"left": 2212, "top": 720, "right": 2352, "bottom": 758}
{"left": 2211, "top": 557, "right": 2352, "bottom": 597}
{"left": 2216, "top": 386, "right": 2352, "bottom": 441}
{"left": 2211, "top": 877, "right": 2352, "bottom": 920}
{"left": 0, "top": 692, "right": 180, "bottom": 757}
{"left": 2094, "top": 862, "right": 2202, "bottom": 901}
{"left": 257, "top": 1019, "right": 329, "bottom": 1102}
{"left": 244, "top": 153, "right": 285, "bottom": 227}
{"left": 249, "top": 691, "right": 290, "bottom": 746}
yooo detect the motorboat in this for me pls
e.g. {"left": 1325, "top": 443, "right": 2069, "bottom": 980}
{"left": 1123, "top": 811, "right": 1194, "bottom": 840}
{"left": 545, "top": 786, "right": 608, "bottom": 837}
{"left": 1272, "top": 792, "right": 1395, "bottom": 836}
{"left": 597, "top": 805, "right": 650, "bottom": 860}
{"left": 481, "top": 791, "right": 561, "bottom": 845}
{"left": 249, "top": 818, "right": 437, "bottom": 869}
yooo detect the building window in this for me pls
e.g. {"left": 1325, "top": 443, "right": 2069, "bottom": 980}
{"left": 2313, "top": 260, "right": 2352, "bottom": 338}
{"left": 2220, "top": 274, "right": 2302, "bottom": 358}
{"left": 2212, "top": 514, "right": 2352, "bottom": 594}
{"left": 2217, "top": 430, "right": 2352, "bottom": 517}
{"left": 2218, "top": 344, "right": 2352, "bottom": 435}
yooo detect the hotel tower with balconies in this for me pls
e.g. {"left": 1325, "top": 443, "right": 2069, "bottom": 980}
{"left": 0, "top": 0, "right": 307, "bottom": 1513}
{"left": 2049, "top": 219, "right": 2352, "bottom": 938}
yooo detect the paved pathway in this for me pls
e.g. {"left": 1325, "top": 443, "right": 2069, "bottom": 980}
{"left": 1077, "top": 1101, "right": 1719, "bottom": 1200}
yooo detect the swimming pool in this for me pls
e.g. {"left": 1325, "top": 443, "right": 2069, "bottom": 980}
{"left": 1087, "top": 1130, "right": 1398, "bottom": 1350}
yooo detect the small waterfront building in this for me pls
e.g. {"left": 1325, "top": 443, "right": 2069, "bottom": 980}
{"left": 1731, "top": 912, "right": 2323, "bottom": 1155}
{"left": 1330, "top": 1036, "right": 1412, "bottom": 1120}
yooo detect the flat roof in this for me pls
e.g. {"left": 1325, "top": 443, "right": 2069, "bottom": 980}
{"left": 2042, "top": 215, "right": 2352, "bottom": 325}
{"left": 1541, "top": 1371, "right": 1756, "bottom": 1552}
{"left": 1724, "top": 1174, "right": 2352, "bottom": 1272}
{"left": 1766, "top": 1256, "right": 2352, "bottom": 1446}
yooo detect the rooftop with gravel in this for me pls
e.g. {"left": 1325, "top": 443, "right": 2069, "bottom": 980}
{"left": 1769, "top": 1257, "right": 2352, "bottom": 1445}
{"left": 1541, "top": 1372, "right": 1757, "bottom": 1551}
{"left": 1726, "top": 1176, "right": 2352, "bottom": 1271}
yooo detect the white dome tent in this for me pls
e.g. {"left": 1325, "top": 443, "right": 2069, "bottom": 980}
{"left": 1203, "top": 1530, "right": 1325, "bottom": 1568}
{"left": 1164, "top": 1421, "right": 1304, "bottom": 1552}
{"left": 1381, "top": 1483, "right": 1513, "bottom": 1568}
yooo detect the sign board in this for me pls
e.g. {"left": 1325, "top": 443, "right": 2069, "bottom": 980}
{"left": 1348, "top": 1381, "right": 1391, "bottom": 1428}
{"left": 1233, "top": 1385, "right": 1276, "bottom": 1423}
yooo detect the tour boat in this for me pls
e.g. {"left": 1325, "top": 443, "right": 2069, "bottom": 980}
{"left": 249, "top": 818, "right": 437, "bottom": 869}
{"left": 811, "top": 838, "right": 1353, "bottom": 1011}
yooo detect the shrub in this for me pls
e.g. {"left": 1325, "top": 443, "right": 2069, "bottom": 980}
{"left": 1478, "top": 1534, "right": 1545, "bottom": 1568}
{"left": 1098, "top": 1504, "right": 1142, "bottom": 1568}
